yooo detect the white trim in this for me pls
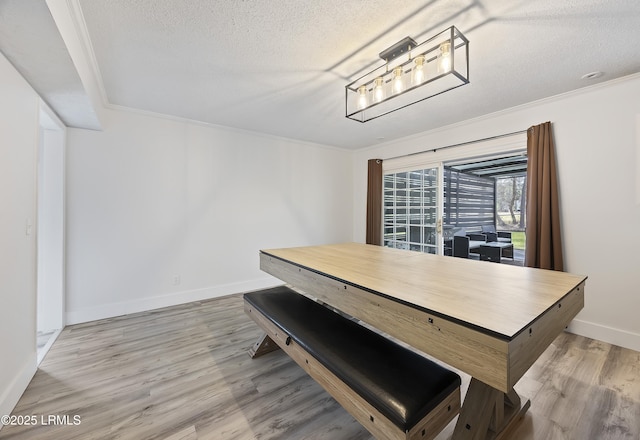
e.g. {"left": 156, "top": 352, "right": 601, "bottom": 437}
{"left": 0, "top": 354, "right": 37, "bottom": 428}
{"left": 358, "top": 72, "right": 640, "bottom": 154}
{"left": 45, "top": 0, "right": 105, "bottom": 128}
{"left": 106, "top": 103, "right": 349, "bottom": 152}
{"left": 62, "top": 0, "right": 110, "bottom": 107}
{"left": 38, "top": 99, "right": 67, "bottom": 331}
{"left": 636, "top": 114, "right": 640, "bottom": 206}
{"left": 38, "top": 100, "right": 65, "bottom": 130}
{"left": 37, "top": 328, "right": 63, "bottom": 366}
{"left": 567, "top": 319, "right": 640, "bottom": 353}
{"left": 65, "top": 277, "right": 282, "bottom": 325}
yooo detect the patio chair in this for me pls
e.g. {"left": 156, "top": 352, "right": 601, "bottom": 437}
{"left": 482, "top": 225, "right": 511, "bottom": 243}
{"left": 453, "top": 236, "right": 480, "bottom": 259}
{"left": 453, "top": 235, "right": 470, "bottom": 258}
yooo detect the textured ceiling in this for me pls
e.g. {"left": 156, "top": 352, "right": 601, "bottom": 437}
{"left": 3, "top": 1, "right": 640, "bottom": 148}
{"left": 0, "top": 0, "right": 100, "bottom": 130}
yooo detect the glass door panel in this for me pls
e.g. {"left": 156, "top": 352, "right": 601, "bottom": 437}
{"left": 383, "top": 165, "right": 442, "bottom": 254}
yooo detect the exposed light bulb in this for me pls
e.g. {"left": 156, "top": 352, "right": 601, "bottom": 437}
{"left": 439, "top": 41, "right": 451, "bottom": 73}
{"left": 392, "top": 66, "right": 404, "bottom": 94}
{"left": 413, "top": 55, "right": 425, "bottom": 85}
{"left": 373, "top": 77, "right": 385, "bottom": 103}
{"left": 357, "top": 85, "right": 368, "bottom": 110}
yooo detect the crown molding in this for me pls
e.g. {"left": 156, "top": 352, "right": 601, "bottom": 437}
{"left": 357, "top": 72, "right": 640, "bottom": 153}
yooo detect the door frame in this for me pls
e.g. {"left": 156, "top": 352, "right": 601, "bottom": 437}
{"left": 36, "top": 101, "right": 66, "bottom": 364}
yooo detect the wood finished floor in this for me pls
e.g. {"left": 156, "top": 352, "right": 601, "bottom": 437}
{"left": 1, "top": 294, "right": 638, "bottom": 440}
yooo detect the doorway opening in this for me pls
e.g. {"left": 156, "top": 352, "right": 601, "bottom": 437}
{"left": 37, "top": 103, "right": 65, "bottom": 364}
{"left": 444, "top": 152, "right": 527, "bottom": 264}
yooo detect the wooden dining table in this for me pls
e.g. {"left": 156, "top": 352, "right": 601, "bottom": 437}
{"left": 259, "top": 242, "right": 587, "bottom": 440}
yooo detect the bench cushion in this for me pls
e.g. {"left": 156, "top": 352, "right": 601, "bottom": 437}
{"left": 244, "top": 286, "right": 461, "bottom": 432}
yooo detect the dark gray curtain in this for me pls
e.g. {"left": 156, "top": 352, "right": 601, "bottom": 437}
{"left": 525, "top": 122, "right": 564, "bottom": 270}
{"left": 366, "top": 159, "right": 383, "bottom": 245}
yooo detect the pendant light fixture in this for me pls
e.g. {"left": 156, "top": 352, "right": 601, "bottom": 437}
{"left": 345, "top": 26, "right": 469, "bottom": 123}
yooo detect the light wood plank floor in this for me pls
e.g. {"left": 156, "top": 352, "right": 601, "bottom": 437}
{"left": 1, "top": 294, "right": 638, "bottom": 440}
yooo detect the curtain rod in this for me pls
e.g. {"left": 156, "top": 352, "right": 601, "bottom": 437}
{"left": 383, "top": 129, "right": 529, "bottom": 161}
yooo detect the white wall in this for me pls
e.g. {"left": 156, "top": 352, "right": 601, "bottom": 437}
{"left": 65, "top": 109, "right": 354, "bottom": 324}
{"left": 0, "top": 53, "right": 39, "bottom": 421}
{"left": 353, "top": 74, "right": 640, "bottom": 352}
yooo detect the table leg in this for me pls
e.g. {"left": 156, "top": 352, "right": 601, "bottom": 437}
{"left": 248, "top": 332, "right": 281, "bottom": 358}
{"left": 452, "top": 378, "right": 530, "bottom": 440}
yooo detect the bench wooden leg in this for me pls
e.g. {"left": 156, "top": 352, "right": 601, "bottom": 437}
{"left": 452, "top": 378, "right": 530, "bottom": 440}
{"left": 248, "top": 332, "right": 281, "bottom": 358}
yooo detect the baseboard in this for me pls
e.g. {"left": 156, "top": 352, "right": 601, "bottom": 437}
{"left": 66, "top": 277, "right": 282, "bottom": 325}
{"left": 567, "top": 319, "right": 640, "bottom": 353}
{"left": 37, "top": 328, "right": 63, "bottom": 366}
{"left": 0, "top": 354, "right": 37, "bottom": 430}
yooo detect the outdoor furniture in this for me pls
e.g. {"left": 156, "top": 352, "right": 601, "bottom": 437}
{"left": 453, "top": 235, "right": 484, "bottom": 259}
{"left": 476, "top": 241, "right": 514, "bottom": 260}
{"left": 453, "top": 235, "right": 514, "bottom": 261}
{"left": 453, "top": 235, "right": 470, "bottom": 258}
{"left": 448, "top": 226, "right": 516, "bottom": 261}
{"left": 480, "top": 244, "right": 502, "bottom": 262}
{"left": 482, "top": 225, "right": 512, "bottom": 243}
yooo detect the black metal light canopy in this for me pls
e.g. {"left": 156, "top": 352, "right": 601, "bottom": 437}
{"left": 345, "top": 26, "right": 469, "bottom": 123}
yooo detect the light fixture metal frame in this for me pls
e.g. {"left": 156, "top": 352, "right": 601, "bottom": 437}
{"left": 345, "top": 26, "right": 469, "bottom": 123}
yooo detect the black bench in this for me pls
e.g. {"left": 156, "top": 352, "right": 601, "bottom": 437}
{"left": 244, "top": 286, "right": 461, "bottom": 440}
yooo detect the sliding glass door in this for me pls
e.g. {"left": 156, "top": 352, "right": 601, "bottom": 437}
{"left": 383, "top": 164, "right": 443, "bottom": 254}
{"left": 380, "top": 134, "right": 527, "bottom": 258}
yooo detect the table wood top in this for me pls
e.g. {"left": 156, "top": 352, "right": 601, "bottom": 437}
{"left": 261, "top": 242, "right": 587, "bottom": 340}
